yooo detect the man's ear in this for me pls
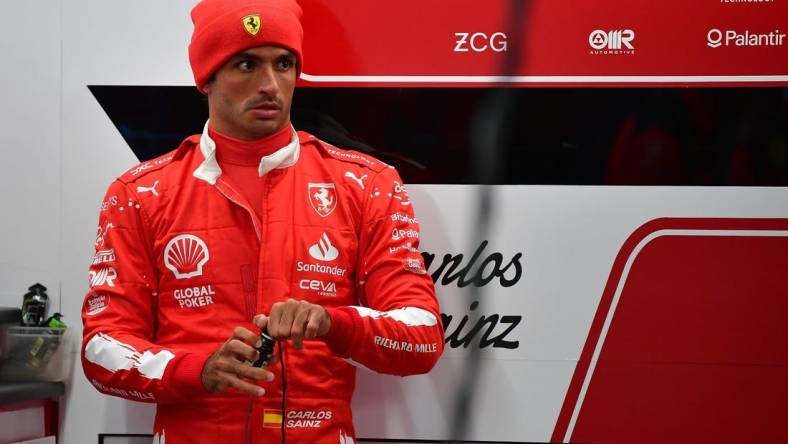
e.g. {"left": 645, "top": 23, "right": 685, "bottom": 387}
{"left": 203, "top": 74, "right": 217, "bottom": 95}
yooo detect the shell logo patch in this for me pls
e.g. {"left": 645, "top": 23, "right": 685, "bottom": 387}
{"left": 242, "top": 14, "right": 261, "bottom": 36}
{"left": 164, "top": 234, "right": 210, "bottom": 279}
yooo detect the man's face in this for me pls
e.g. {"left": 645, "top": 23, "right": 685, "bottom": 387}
{"left": 204, "top": 46, "right": 297, "bottom": 140}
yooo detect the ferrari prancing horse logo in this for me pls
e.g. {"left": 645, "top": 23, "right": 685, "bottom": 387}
{"left": 242, "top": 14, "right": 261, "bottom": 36}
{"left": 308, "top": 183, "right": 337, "bottom": 217}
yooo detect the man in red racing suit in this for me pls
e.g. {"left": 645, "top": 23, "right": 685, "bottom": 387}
{"left": 80, "top": 0, "right": 443, "bottom": 442}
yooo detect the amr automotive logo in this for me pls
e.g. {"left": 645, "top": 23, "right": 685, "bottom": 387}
{"left": 589, "top": 29, "right": 635, "bottom": 55}
{"left": 707, "top": 28, "right": 785, "bottom": 48}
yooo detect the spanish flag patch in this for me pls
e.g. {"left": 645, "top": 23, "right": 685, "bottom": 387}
{"left": 263, "top": 409, "right": 283, "bottom": 428}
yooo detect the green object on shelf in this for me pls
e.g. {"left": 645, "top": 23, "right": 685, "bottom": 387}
{"left": 45, "top": 313, "right": 66, "bottom": 329}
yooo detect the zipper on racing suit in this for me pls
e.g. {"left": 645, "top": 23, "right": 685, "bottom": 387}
{"left": 216, "top": 171, "right": 291, "bottom": 443}
{"left": 257, "top": 172, "right": 287, "bottom": 444}
{"left": 214, "top": 178, "right": 263, "bottom": 443}
{"left": 215, "top": 178, "right": 262, "bottom": 325}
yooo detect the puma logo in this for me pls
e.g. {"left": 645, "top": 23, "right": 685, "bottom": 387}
{"left": 344, "top": 171, "right": 368, "bottom": 190}
{"left": 137, "top": 180, "right": 160, "bottom": 197}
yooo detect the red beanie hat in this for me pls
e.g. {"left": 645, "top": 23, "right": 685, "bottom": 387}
{"left": 189, "top": 0, "right": 304, "bottom": 93}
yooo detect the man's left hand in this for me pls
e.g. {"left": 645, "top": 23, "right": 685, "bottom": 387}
{"left": 254, "top": 299, "right": 332, "bottom": 349}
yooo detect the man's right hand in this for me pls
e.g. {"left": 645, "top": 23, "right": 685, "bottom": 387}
{"left": 201, "top": 326, "right": 275, "bottom": 396}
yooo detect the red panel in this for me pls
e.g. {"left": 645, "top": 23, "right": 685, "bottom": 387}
{"left": 552, "top": 218, "right": 788, "bottom": 443}
{"left": 44, "top": 399, "right": 59, "bottom": 442}
{"left": 298, "top": 1, "right": 788, "bottom": 86}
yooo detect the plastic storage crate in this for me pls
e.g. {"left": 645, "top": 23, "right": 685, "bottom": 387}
{"left": 0, "top": 326, "right": 71, "bottom": 382}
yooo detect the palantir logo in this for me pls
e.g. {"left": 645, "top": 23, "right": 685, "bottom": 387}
{"left": 707, "top": 29, "right": 724, "bottom": 48}
{"left": 706, "top": 28, "right": 785, "bottom": 48}
{"left": 309, "top": 232, "right": 339, "bottom": 262}
{"left": 589, "top": 29, "right": 635, "bottom": 53}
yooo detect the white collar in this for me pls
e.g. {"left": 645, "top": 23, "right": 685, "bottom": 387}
{"left": 192, "top": 120, "right": 301, "bottom": 185}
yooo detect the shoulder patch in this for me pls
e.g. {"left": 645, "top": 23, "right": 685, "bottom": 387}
{"left": 309, "top": 137, "right": 387, "bottom": 173}
{"left": 118, "top": 146, "right": 182, "bottom": 183}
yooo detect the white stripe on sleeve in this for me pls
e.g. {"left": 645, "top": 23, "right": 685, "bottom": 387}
{"left": 85, "top": 333, "right": 174, "bottom": 380}
{"left": 351, "top": 306, "right": 438, "bottom": 327}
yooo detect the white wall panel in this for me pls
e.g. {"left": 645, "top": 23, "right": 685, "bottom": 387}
{"left": 0, "top": 1, "right": 62, "bottom": 311}
{"left": 0, "top": 408, "right": 46, "bottom": 443}
{"left": 353, "top": 185, "right": 788, "bottom": 441}
{"left": 62, "top": 0, "right": 195, "bottom": 87}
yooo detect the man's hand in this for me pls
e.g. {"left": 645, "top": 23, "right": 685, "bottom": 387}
{"left": 201, "top": 326, "right": 275, "bottom": 396}
{"left": 255, "top": 299, "right": 331, "bottom": 349}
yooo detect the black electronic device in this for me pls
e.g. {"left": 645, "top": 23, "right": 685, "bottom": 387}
{"left": 251, "top": 330, "right": 276, "bottom": 368}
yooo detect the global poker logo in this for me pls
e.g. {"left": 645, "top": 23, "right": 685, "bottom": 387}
{"left": 589, "top": 29, "right": 635, "bottom": 55}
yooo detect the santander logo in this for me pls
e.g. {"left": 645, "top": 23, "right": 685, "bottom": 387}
{"left": 164, "top": 234, "right": 210, "bottom": 279}
{"left": 309, "top": 232, "right": 339, "bottom": 262}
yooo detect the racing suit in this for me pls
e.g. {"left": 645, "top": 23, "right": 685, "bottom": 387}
{"left": 81, "top": 122, "right": 444, "bottom": 443}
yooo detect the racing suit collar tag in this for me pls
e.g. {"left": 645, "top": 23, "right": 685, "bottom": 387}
{"left": 258, "top": 128, "right": 300, "bottom": 177}
{"left": 193, "top": 120, "right": 300, "bottom": 185}
{"left": 194, "top": 120, "right": 223, "bottom": 185}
